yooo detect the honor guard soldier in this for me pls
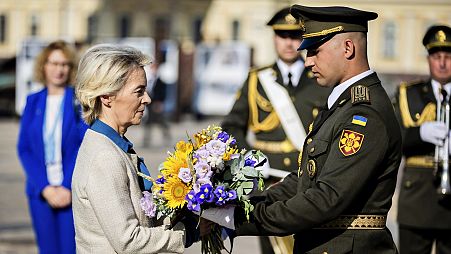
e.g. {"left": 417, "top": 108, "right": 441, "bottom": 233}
{"left": 203, "top": 5, "right": 402, "bottom": 254}
{"left": 394, "top": 25, "right": 451, "bottom": 254}
{"left": 221, "top": 6, "right": 330, "bottom": 254}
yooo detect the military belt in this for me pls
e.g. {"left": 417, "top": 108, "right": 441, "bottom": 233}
{"left": 314, "top": 215, "right": 387, "bottom": 230}
{"left": 253, "top": 139, "right": 297, "bottom": 153}
{"left": 405, "top": 155, "right": 434, "bottom": 168}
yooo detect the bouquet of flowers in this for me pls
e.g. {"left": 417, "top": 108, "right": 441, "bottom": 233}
{"left": 139, "top": 125, "right": 266, "bottom": 253}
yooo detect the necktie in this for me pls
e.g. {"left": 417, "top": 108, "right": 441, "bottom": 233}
{"left": 441, "top": 88, "right": 449, "bottom": 104}
{"left": 287, "top": 72, "right": 293, "bottom": 88}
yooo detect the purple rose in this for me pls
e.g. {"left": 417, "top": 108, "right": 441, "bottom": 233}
{"left": 194, "top": 161, "right": 212, "bottom": 179}
{"left": 194, "top": 147, "right": 210, "bottom": 161}
{"left": 206, "top": 140, "right": 226, "bottom": 156}
{"left": 178, "top": 167, "right": 192, "bottom": 183}
{"left": 140, "top": 191, "right": 156, "bottom": 218}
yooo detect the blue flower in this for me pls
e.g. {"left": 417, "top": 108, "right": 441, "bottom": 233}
{"left": 187, "top": 200, "right": 200, "bottom": 212}
{"left": 217, "top": 131, "right": 230, "bottom": 143}
{"left": 195, "top": 184, "right": 215, "bottom": 204}
{"left": 155, "top": 175, "right": 166, "bottom": 184}
{"left": 214, "top": 186, "right": 228, "bottom": 206}
{"left": 226, "top": 190, "right": 237, "bottom": 201}
{"left": 244, "top": 158, "right": 256, "bottom": 167}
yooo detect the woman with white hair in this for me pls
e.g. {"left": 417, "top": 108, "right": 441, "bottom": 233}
{"left": 72, "top": 44, "right": 190, "bottom": 253}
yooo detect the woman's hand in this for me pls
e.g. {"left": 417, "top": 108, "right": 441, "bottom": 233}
{"left": 42, "top": 186, "right": 72, "bottom": 208}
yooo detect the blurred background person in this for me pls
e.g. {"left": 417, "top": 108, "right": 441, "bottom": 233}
{"left": 142, "top": 60, "right": 171, "bottom": 148}
{"left": 221, "top": 7, "right": 330, "bottom": 254}
{"left": 394, "top": 24, "right": 451, "bottom": 254}
{"left": 73, "top": 44, "right": 194, "bottom": 253}
{"left": 16, "top": 40, "right": 88, "bottom": 254}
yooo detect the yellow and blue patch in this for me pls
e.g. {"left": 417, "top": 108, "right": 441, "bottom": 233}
{"left": 351, "top": 115, "right": 367, "bottom": 127}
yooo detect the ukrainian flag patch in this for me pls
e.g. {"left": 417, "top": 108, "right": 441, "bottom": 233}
{"left": 352, "top": 115, "right": 367, "bottom": 126}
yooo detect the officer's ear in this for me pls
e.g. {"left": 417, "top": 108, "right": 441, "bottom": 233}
{"left": 344, "top": 39, "right": 356, "bottom": 59}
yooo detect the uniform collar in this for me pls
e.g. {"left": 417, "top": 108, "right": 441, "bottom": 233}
{"left": 431, "top": 79, "right": 451, "bottom": 102}
{"left": 276, "top": 58, "right": 305, "bottom": 87}
{"left": 327, "top": 69, "right": 374, "bottom": 109}
{"left": 90, "top": 119, "right": 134, "bottom": 153}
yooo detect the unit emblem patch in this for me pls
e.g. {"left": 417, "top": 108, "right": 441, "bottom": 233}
{"left": 339, "top": 130, "right": 364, "bottom": 156}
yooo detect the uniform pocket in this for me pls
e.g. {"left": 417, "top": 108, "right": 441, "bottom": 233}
{"left": 306, "top": 139, "right": 329, "bottom": 157}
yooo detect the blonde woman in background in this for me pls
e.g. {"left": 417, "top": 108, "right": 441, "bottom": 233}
{"left": 72, "top": 44, "right": 195, "bottom": 253}
{"left": 17, "top": 40, "right": 88, "bottom": 254}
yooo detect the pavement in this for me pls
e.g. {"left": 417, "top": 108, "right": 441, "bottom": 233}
{"left": 0, "top": 115, "right": 400, "bottom": 253}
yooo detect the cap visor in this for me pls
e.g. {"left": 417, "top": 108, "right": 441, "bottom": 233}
{"left": 297, "top": 34, "right": 335, "bottom": 50}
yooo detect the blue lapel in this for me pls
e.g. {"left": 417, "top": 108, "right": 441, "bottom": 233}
{"left": 61, "top": 87, "right": 74, "bottom": 154}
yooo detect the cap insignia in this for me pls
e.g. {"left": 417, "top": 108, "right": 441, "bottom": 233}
{"left": 285, "top": 14, "right": 296, "bottom": 25}
{"left": 436, "top": 30, "right": 446, "bottom": 43}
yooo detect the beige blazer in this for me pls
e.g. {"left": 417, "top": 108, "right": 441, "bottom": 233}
{"left": 72, "top": 129, "right": 184, "bottom": 253}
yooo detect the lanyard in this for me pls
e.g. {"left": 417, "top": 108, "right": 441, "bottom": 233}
{"left": 43, "top": 97, "right": 64, "bottom": 165}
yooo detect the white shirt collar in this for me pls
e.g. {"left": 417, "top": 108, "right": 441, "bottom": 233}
{"left": 276, "top": 58, "right": 305, "bottom": 87}
{"left": 327, "top": 69, "right": 375, "bottom": 109}
{"left": 431, "top": 79, "right": 451, "bottom": 102}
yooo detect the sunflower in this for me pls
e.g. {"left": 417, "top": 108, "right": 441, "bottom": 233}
{"left": 175, "top": 141, "right": 193, "bottom": 155}
{"left": 164, "top": 177, "right": 190, "bottom": 209}
{"left": 162, "top": 150, "right": 188, "bottom": 177}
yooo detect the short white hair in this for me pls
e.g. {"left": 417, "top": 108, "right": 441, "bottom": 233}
{"left": 75, "top": 44, "right": 151, "bottom": 125}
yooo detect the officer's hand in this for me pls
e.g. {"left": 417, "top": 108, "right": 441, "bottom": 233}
{"left": 420, "top": 121, "right": 447, "bottom": 146}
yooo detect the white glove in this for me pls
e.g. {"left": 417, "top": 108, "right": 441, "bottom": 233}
{"left": 200, "top": 206, "right": 235, "bottom": 230}
{"left": 420, "top": 121, "right": 447, "bottom": 146}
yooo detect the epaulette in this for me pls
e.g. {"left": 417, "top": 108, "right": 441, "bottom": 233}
{"left": 400, "top": 80, "right": 424, "bottom": 88}
{"left": 351, "top": 85, "right": 370, "bottom": 105}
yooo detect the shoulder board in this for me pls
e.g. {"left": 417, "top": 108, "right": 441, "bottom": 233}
{"left": 351, "top": 85, "right": 370, "bottom": 105}
{"left": 250, "top": 64, "right": 273, "bottom": 74}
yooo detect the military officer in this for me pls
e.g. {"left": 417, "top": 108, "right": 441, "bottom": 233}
{"left": 202, "top": 5, "right": 402, "bottom": 254}
{"left": 394, "top": 25, "right": 451, "bottom": 254}
{"left": 221, "top": 7, "right": 330, "bottom": 253}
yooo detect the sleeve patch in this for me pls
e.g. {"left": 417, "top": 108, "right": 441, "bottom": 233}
{"left": 351, "top": 115, "right": 367, "bottom": 126}
{"left": 339, "top": 129, "right": 364, "bottom": 156}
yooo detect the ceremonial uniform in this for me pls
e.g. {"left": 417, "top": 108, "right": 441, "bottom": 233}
{"left": 394, "top": 25, "right": 451, "bottom": 254}
{"left": 229, "top": 5, "right": 401, "bottom": 254}
{"left": 236, "top": 72, "right": 401, "bottom": 254}
{"left": 222, "top": 62, "right": 329, "bottom": 172}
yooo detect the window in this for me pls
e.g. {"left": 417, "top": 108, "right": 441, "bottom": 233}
{"left": 383, "top": 22, "right": 396, "bottom": 59}
{"left": 119, "top": 15, "right": 130, "bottom": 38}
{"left": 193, "top": 17, "right": 202, "bottom": 44}
{"left": 0, "top": 15, "right": 6, "bottom": 43}
{"left": 31, "top": 15, "right": 39, "bottom": 36}
{"left": 232, "top": 20, "right": 240, "bottom": 41}
{"left": 87, "top": 15, "right": 98, "bottom": 43}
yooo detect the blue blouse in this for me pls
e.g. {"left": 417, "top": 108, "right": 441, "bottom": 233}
{"left": 90, "top": 119, "right": 152, "bottom": 190}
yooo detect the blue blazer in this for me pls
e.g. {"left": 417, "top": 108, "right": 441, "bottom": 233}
{"left": 17, "top": 87, "right": 88, "bottom": 198}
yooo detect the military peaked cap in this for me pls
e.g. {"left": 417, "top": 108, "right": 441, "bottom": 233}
{"left": 290, "top": 5, "right": 378, "bottom": 50}
{"left": 267, "top": 7, "right": 303, "bottom": 31}
{"left": 422, "top": 25, "right": 451, "bottom": 54}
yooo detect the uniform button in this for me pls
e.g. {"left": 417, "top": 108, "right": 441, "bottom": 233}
{"left": 415, "top": 113, "right": 420, "bottom": 120}
{"left": 306, "top": 138, "right": 313, "bottom": 145}
{"left": 322, "top": 252, "right": 328, "bottom": 254}
{"left": 310, "top": 147, "right": 315, "bottom": 153}
{"left": 405, "top": 180, "right": 412, "bottom": 188}
{"left": 283, "top": 158, "right": 291, "bottom": 166}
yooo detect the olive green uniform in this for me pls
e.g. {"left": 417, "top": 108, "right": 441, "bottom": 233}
{"left": 235, "top": 73, "right": 401, "bottom": 254}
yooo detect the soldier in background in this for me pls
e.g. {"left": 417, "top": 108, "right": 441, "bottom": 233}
{"left": 221, "top": 6, "right": 330, "bottom": 254}
{"left": 394, "top": 25, "right": 451, "bottom": 254}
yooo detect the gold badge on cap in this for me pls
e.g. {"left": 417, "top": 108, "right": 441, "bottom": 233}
{"left": 285, "top": 14, "right": 296, "bottom": 25}
{"left": 339, "top": 129, "right": 364, "bottom": 156}
{"left": 436, "top": 30, "right": 446, "bottom": 43}
{"left": 307, "top": 159, "right": 317, "bottom": 178}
